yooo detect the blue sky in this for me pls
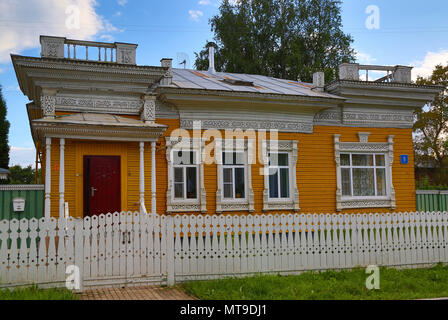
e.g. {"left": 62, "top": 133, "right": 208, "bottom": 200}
{"left": 1, "top": 0, "right": 448, "bottom": 166}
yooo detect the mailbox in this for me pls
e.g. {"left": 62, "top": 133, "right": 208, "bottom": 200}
{"left": 13, "top": 197, "right": 25, "bottom": 212}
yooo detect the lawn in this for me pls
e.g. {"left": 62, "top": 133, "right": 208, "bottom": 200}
{"left": 181, "top": 264, "right": 448, "bottom": 300}
{"left": 0, "top": 285, "right": 79, "bottom": 300}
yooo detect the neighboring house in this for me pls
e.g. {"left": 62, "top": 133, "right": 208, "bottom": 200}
{"left": 11, "top": 35, "right": 443, "bottom": 219}
{"left": 0, "top": 168, "right": 9, "bottom": 180}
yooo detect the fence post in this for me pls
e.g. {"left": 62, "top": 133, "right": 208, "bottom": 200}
{"left": 166, "top": 214, "right": 175, "bottom": 286}
{"left": 74, "top": 218, "right": 84, "bottom": 292}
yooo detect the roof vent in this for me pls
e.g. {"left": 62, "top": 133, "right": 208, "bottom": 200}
{"left": 221, "top": 78, "right": 254, "bottom": 86}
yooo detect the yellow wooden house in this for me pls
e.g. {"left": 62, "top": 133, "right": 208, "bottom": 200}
{"left": 11, "top": 36, "right": 443, "bottom": 219}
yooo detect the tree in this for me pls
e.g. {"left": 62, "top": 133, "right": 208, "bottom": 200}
{"left": 7, "top": 165, "right": 41, "bottom": 184}
{"left": 194, "top": 0, "right": 355, "bottom": 82}
{"left": 0, "top": 85, "right": 10, "bottom": 169}
{"left": 413, "top": 63, "right": 448, "bottom": 185}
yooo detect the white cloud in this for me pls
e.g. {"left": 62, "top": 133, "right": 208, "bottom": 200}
{"left": 9, "top": 146, "right": 35, "bottom": 167}
{"left": 117, "top": 0, "right": 127, "bottom": 6}
{"left": 198, "top": 0, "right": 211, "bottom": 5}
{"left": 4, "top": 85, "right": 20, "bottom": 92}
{"left": 188, "top": 10, "right": 203, "bottom": 22}
{"left": 99, "top": 34, "right": 115, "bottom": 42}
{"left": 411, "top": 50, "right": 448, "bottom": 81}
{"left": 355, "top": 51, "right": 377, "bottom": 65}
{"left": 0, "top": 0, "right": 117, "bottom": 63}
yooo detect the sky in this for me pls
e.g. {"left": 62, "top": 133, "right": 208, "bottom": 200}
{"left": 1, "top": 0, "right": 448, "bottom": 167}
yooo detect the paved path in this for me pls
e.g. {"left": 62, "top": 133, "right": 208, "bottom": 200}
{"left": 79, "top": 285, "right": 197, "bottom": 300}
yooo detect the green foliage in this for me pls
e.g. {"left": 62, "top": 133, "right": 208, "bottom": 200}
{"left": 413, "top": 63, "right": 448, "bottom": 184}
{"left": 416, "top": 175, "right": 448, "bottom": 190}
{"left": 0, "top": 85, "right": 10, "bottom": 169}
{"left": 7, "top": 165, "right": 41, "bottom": 184}
{"left": 182, "top": 264, "right": 448, "bottom": 300}
{"left": 0, "top": 285, "right": 78, "bottom": 300}
{"left": 194, "top": 0, "right": 355, "bottom": 82}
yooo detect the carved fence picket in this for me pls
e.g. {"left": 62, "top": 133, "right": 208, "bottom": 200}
{"left": 90, "top": 215, "right": 99, "bottom": 279}
{"left": 28, "top": 218, "right": 39, "bottom": 283}
{"left": 56, "top": 216, "right": 67, "bottom": 283}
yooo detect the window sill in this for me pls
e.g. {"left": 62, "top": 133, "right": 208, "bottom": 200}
{"left": 263, "top": 200, "right": 299, "bottom": 212}
{"left": 218, "top": 201, "right": 251, "bottom": 212}
{"left": 167, "top": 202, "right": 201, "bottom": 213}
{"left": 338, "top": 198, "right": 395, "bottom": 210}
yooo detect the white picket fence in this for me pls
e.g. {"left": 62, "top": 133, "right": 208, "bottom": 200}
{"left": 1, "top": 211, "right": 448, "bottom": 291}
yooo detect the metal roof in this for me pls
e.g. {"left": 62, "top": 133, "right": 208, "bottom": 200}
{"left": 33, "top": 113, "right": 166, "bottom": 128}
{"left": 0, "top": 168, "right": 9, "bottom": 174}
{"left": 170, "top": 69, "right": 342, "bottom": 99}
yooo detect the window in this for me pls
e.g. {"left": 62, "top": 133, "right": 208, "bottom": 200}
{"left": 173, "top": 151, "right": 198, "bottom": 200}
{"left": 268, "top": 153, "right": 290, "bottom": 199}
{"left": 215, "top": 139, "right": 255, "bottom": 213}
{"left": 222, "top": 152, "right": 245, "bottom": 199}
{"left": 340, "top": 153, "right": 387, "bottom": 197}
{"left": 334, "top": 133, "right": 396, "bottom": 211}
{"left": 262, "top": 140, "right": 300, "bottom": 212}
{"left": 165, "top": 136, "right": 206, "bottom": 213}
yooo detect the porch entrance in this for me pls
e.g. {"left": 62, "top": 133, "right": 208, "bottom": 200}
{"left": 83, "top": 156, "right": 121, "bottom": 216}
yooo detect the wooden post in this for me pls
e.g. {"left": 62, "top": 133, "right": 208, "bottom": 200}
{"left": 44, "top": 137, "right": 51, "bottom": 219}
{"left": 151, "top": 142, "right": 156, "bottom": 214}
{"left": 35, "top": 141, "right": 40, "bottom": 184}
{"left": 139, "top": 142, "right": 145, "bottom": 211}
{"left": 59, "top": 138, "right": 65, "bottom": 218}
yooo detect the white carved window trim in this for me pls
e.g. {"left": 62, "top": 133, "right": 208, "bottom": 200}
{"left": 216, "top": 139, "right": 255, "bottom": 213}
{"left": 262, "top": 140, "right": 300, "bottom": 212}
{"left": 334, "top": 133, "right": 396, "bottom": 211}
{"left": 165, "top": 137, "right": 206, "bottom": 213}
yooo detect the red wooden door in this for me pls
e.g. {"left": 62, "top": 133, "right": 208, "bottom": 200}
{"left": 83, "top": 156, "right": 121, "bottom": 216}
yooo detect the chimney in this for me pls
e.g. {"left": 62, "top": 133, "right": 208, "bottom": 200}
{"left": 312, "top": 72, "right": 325, "bottom": 92}
{"left": 160, "top": 58, "right": 173, "bottom": 85}
{"left": 208, "top": 46, "right": 216, "bottom": 74}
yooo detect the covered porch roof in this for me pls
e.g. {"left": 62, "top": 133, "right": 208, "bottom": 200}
{"left": 32, "top": 113, "right": 167, "bottom": 142}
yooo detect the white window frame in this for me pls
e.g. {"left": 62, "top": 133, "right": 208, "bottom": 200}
{"left": 172, "top": 150, "right": 199, "bottom": 201}
{"left": 267, "top": 152, "right": 291, "bottom": 200}
{"left": 165, "top": 137, "right": 206, "bottom": 213}
{"left": 334, "top": 133, "right": 396, "bottom": 211}
{"left": 216, "top": 139, "right": 255, "bottom": 213}
{"left": 262, "top": 140, "right": 300, "bottom": 212}
{"left": 221, "top": 151, "right": 247, "bottom": 201}
{"left": 340, "top": 153, "right": 388, "bottom": 199}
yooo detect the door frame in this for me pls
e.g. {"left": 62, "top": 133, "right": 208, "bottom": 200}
{"left": 75, "top": 141, "right": 128, "bottom": 218}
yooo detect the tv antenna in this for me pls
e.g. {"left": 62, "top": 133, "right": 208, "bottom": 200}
{"left": 176, "top": 52, "right": 190, "bottom": 69}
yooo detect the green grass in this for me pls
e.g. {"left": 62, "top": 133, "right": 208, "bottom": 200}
{"left": 0, "top": 285, "right": 79, "bottom": 300}
{"left": 182, "top": 264, "right": 448, "bottom": 300}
